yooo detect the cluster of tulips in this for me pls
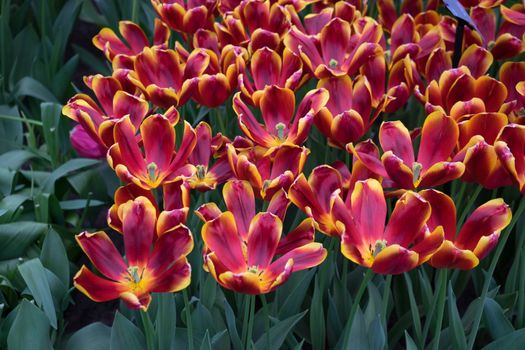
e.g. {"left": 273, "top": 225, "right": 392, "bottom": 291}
{"left": 63, "top": 0, "right": 525, "bottom": 311}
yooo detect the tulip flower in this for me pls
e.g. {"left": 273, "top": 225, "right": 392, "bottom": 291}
{"left": 74, "top": 196, "right": 193, "bottom": 310}
{"left": 63, "top": 75, "right": 149, "bottom": 157}
{"left": 239, "top": 47, "right": 304, "bottom": 105}
{"left": 351, "top": 112, "right": 465, "bottom": 190}
{"left": 331, "top": 179, "right": 444, "bottom": 274}
{"left": 151, "top": 0, "right": 217, "bottom": 35}
{"left": 419, "top": 190, "right": 511, "bottom": 269}
{"left": 284, "top": 17, "right": 384, "bottom": 80}
{"left": 108, "top": 179, "right": 190, "bottom": 234}
{"left": 107, "top": 113, "right": 196, "bottom": 189}
{"left": 187, "top": 122, "right": 233, "bottom": 191}
{"left": 129, "top": 47, "right": 210, "bottom": 108}
{"left": 233, "top": 86, "right": 328, "bottom": 149}
{"left": 93, "top": 19, "right": 170, "bottom": 68}
{"left": 227, "top": 142, "right": 308, "bottom": 199}
{"left": 197, "top": 180, "right": 327, "bottom": 294}
{"left": 499, "top": 61, "right": 525, "bottom": 120}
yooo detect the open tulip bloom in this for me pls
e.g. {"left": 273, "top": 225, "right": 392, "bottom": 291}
{"left": 74, "top": 196, "right": 193, "bottom": 310}
{"left": 197, "top": 180, "right": 327, "bottom": 294}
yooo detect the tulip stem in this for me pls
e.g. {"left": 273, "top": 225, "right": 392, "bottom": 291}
{"left": 246, "top": 295, "right": 256, "bottom": 349}
{"left": 457, "top": 185, "right": 483, "bottom": 228}
{"left": 341, "top": 269, "right": 374, "bottom": 349}
{"left": 140, "top": 310, "right": 155, "bottom": 350}
{"left": 466, "top": 197, "right": 525, "bottom": 350}
{"left": 261, "top": 294, "right": 271, "bottom": 350}
{"left": 452, "top": 19, "right": 465, "bottom": 68}
{"left": 131, "top": 0, "right": 139, "bottom": 23}
{"left": 183, "top": 288, "right": 194, "bottom": 350}
{"left": 431, "top": 269, "right": 448, "bottom": 350}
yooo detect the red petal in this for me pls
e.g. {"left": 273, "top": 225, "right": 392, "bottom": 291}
{"left": 276, "top": 218, "right": 315, "bottom": 256}
{"left": 223, "top": 180, "right": 255, "bottom": 240}
{"left": 120, "top": 196, "right": 157, "bottom": 269}
{"left": 141, "top": 114, "right": 175, "bottom": 173}
{"left": 76, "top": 231, "right": 127, "bottom": 281}
{"left": 259, "top": 86, "right": 295, "bottom": 133}
{"left": 417, "top": 112, "right": 459, "bottom": 170}
{"left": 74, "top": 266, "right": 126, "bottom": 302}
{"left": 371, "top": 244, "right": 419, "bottom": 274}
{"left": 379, "top": 121, "right": 415, "bottom": 165}
{"left": 247, "top": 213, "right": 282, "bottom": 269}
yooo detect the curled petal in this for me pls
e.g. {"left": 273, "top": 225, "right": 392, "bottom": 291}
{"left": 430, "top": 240, "right": 479, "bottom": 269}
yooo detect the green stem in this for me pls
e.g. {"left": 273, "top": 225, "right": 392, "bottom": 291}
{"left": 341, "top": 269, "right": 374, "bottom": 349}
{"left": 140, "top": 310, "right": 156, "bottom": 350}
{"left": 241, "top": 294, "right": 251, "bottom": 347}
{"left": 431, "top": 269, "right": 448, "bottom": 350}
{"left": 246, "top": 295, "right": 256, "bottom": 349}
{"left": 261, "top": 294, "right": 271, "bottom": 350}
{"left": 381, "top": 275, "right": 392, "bottom": 321}
{"left": 457, "top": 185, "right": 483, "bottom": 228}
{"left": 466, "top": 197, "right": 525, "bottom": 350}
{"left": 183, "top": 288, "right": 194, "bottom": 350}
{"left": 518, "top": 248, "right": 525, "bottom": 328}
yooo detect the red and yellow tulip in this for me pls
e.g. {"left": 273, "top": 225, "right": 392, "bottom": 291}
{"left": 420, "top": 189, "right": 511, "bottom": 269}
{"left": 197, "top": 180, "right": 327, "bottom": 294}
{"left": 107, "top": 113, "right": 196, "bottom": 189}
{"left": 74, "top": 196, "right": 193, "bottom": 310}
{"left": 331, "top": 179, "right": 444, "bottom": 274}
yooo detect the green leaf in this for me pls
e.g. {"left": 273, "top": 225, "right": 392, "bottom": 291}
{"left": 482, "top": 329, "right": 525, "bottom": 350}
{"left": 155, "top": 293, "right": 176, "bottom": 350}
{"left": 277, "top": 269, "right": 315, "bottom": 318}
{"left": 40, "top": 102, "right": 62, "bottom": 165}
{"left": 254, "top": 311, "right": 307, "bottom": 350}
{"left": 14, "top": 77, "right": 58, "bottom": 102}
{"left": 66, "top": 322, "right": 111, "bottom": 350}
{"left": 310, "top": 278, "right": 325, "bottom": 350}
{"left": 59, "top": 199, "right": 105, "bottom": 210}
{"left": 199, "top": 330, "right": 212, "bottom": 350}
{"left": 448, "top": 285, "right": 467, "bottom": 349}
{"left": 368, "top": 317, "right": 386, "bottom": 350}
{"left": 483, "top": 297, "right": 514, "bottom": 340}
{"left": 110, "top": 311, "right": 146, "bottom": 350}
{"left": 18, "top": 258, "right": 57, "bottom": 329}
{"left": 41, "top": 158, "right": 99, "bottom": 193}
{"left": 345, "top": 307, "right": 368, "bottom": 349}
{"left": 223, "top": 299, "right": 243, "bottom": 350}
{"left": 7, "top": 299, "right": 52, "bottom": 350}
{"left": 0, "top": 149, "right": 34, "bottom": 170}
{"left": 404, "top": 331, "right": 418, "bottom": 350}
{"left": 40, "top": 228, "right": 69, "bottom": 286}
{"left": 0, "top": 221, "right": 47, "bottom": 259}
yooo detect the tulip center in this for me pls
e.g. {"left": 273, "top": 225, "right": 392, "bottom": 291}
{"left": 373, "top": 239, "right": 387, "bottom": 257}
{"left": 412, "top": 162, "right": 422, "bottom": 183}
{"left": 127, "top": 266, "right": 142, "bottom": 284}
{"left": 147, "top": 162, "right": 158, "bottom": 183}
{"left": 247, "top": 265, "right": 260, "bottom": 274}
{"left": 275, "top": 123, "right": 286, "bottom": 141}
{"left": 329, "top": 58, "right": 338, "bottom": 68}
{"left": 196, "top": 165, "right": 206, "bottom": 179}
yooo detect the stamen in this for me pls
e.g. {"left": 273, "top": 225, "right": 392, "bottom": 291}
{"left": 196, "top": 164, "right": 206, "bottom": 179}
{"left": 412, "top": 162, "right": 423, "bottom": 183}
{"left": 329, "top": 58, "right": 338, "bottom": 68}
{"left": 275, "top": 122, "right": 286, "bottom": 141}
{"left": 373, "top": 239, "right": 387, "bottom": 257}
{"left": 147, "top": 162, "right": 158, "bottom": 183}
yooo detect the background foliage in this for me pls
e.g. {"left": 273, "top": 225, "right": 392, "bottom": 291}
{"left": 0, "top": 0, "right": 524, "bottom": 349}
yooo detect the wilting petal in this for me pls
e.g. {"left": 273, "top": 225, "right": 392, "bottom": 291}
{"left": 456, "top": 199, "right": 511, "bottom": 251}
{"left": 417, "top": 112, "right": 459, "bottom": 170}
{"left": 202, "top": 212, "right": 246, "bottom": 273}
{"left": 371, "top": 245, "right": 419, "bottom": 274}
{"left": 120, "top": 197, "right": 157, "bottom": 269}
{"left": 74, "top": 266, "right": 127, "bottom": 302}
{"left": 76, "top": 232, "right": 127, "bottom": 281}
{"left": 247, "top": 213, "right": 282, "bottom": 269}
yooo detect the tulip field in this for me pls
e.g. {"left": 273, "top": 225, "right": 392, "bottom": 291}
{"left": 1, "top": 0, "right": 525, "bottom": 349}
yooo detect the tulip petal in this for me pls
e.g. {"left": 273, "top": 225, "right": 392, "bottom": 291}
{"left": 202, "top": 212, "right": 246, "bottom": 273}
{"left": 74, "top": 266, "right": 126, "bottom": 302}
{"left": 267, "top": 242, "right": 327, "bottom": 277}
{"left": 379, "top": 121, "right": 415, "bottom": 165}
{"left": 384, "top": 192, "right": 431, "bottom": 247}
{"left": 76, "top": 231, "right": 127, "bottom": 281}
{"left": 141, "top": 114, "right": 175, "bottom": 173}
{"left": 456, "top": 199, "right": 511, "bottom": 251}
{"left": 219, "top": 271, "right": 262, "bottom": 294}
{"left": 247, "top": 213, "right": 282, "bottom": 269}
{"left": 430, "top": 240, "right": 479, "bottom": 269}
{"left": 120, "top": 197, "right": 157, "bottom": 269}
{"left": 417, "top": 112, "right": 459, "bottom": 170}
{"left": 276, "top": 218, "right": 315, "bottom": 256}
{"left": 223, "top": 180, "right": 255, "bottom": 240}
{"left": 418, "top": 189, "right": 457, "bottom": 240}
{"left": 371, "top": 244, "right": 419, "bottom": 274}
{"left": 351, "top": 179, "right": 386, "bottom": 245}
{"left": 148, "top": 258, "right": 191, "bottom": 293}
{"left": 259, "top": 86, "right": 295, "bottom": 134}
